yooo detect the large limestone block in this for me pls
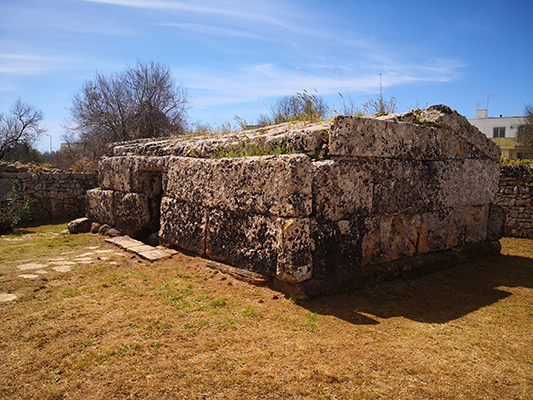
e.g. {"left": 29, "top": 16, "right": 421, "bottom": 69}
{"left": 159, "top": 197, "right": 207, "bottom": 255}
{"left": 99, "top": 157, "right": 136, "bottom": 192}
{"left": 362, "top": 214, "right": 421, "bottom": 265}
{"left": 311, "top": 218, "right": 364, "bottom": 279}
{"left": 455, "top": 204, "right": 489, "bottom": 245}
{"left": 431, "top": 159, "right": 499, "bottom": 208}
{"left": 206, "top": 209, "right": 279, "bottom": 276}
{"left": 99, "top": 156, "right": 165, "bottom": 196}
{"left": 410, "top": 105, "right": 500, "bottom": 161}
{"left": 312, "top": 160, "right": 373, "bottom": 222}
{"left": 109, "top": 121, "right": 328, "bottom": 158}
{"left": 276, "top": 217, "right": 313, "bottom": 283}
{"left": 329, "top": 105, "right": 500, "bottom": 161}
{"left": 165, "top": 154, "right": 312, "bottom": 217}
{"left": 370, "top": 158, "right": 437, "bottom": 215}
{"left": 113, "top": 191, "right": 150, "bottom": 233}
{"left": 363, "top": 205, "right": 490, "bottom": 265}
{"left": 415, "top": 208, "right": 458, "bottom": 254}
{"left": 135, "top": 156, "right": 170, "bottom": 172}
{"left": 313, "top": 157, "right": 497, "bottom": 221}
{"left": 330, "top": 116, "right": 443, "bottom": 160}
{"left": 86, "top": 188, "right": 115, "bottom": 225}
{"left": 264, "top": 123, "right": 329, "bottom": 157}
{"left": 417, "top": 205, "right": 489, "bottom": 254}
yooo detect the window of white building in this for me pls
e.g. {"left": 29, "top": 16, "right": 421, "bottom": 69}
{"left": 493, "top": 127, "right": 506, "bottom": 138}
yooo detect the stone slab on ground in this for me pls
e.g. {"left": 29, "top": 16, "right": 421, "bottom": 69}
{"left": 17, "top": 263, "right": 48, "bottom": 270}
{"left": 105, "top": 236, "right": 176, "bottom": 262}
{"left": 206, "top": 260, "right": 272, "bottom": 285}
{"left": 0, "top": 293, "right": 18, "bottom": 302}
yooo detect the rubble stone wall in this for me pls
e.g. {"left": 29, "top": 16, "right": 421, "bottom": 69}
{"left": 87, "top": 105, "right": 504, "bottom": 294}
{"left": 494, "top": 164, "right": 533, "bottom": 239}
{"left": 0, "top": 163, "right": 98, "bottom": 221}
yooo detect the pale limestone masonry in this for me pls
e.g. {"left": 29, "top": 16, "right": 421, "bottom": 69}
{"left": 86, "top": 105, "right": 504, "bottom": 296}
{"left": 0, "top": 163, "right": 97, "bottom": 221}
{"left": 494, "top": 163, "right": 533, "bottom": 239}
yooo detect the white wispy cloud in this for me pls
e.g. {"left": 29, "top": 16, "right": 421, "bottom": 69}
{"left": 0, "top": 54, "right": 69, "bottom": 75}
{"left": 158, "top": 23, "right": 269, "bottom": 40}
{"left": 83, "top": 0, "right": 296, "bottom": 30}
{"left": 179, "top": 54, "right": 466, "bottom": 110}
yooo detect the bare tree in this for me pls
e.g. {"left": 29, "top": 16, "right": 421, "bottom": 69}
{"left": 0, "top": 99, "right": 46, "bottom": 160}
{"left": 66, "top": 61, "right": 190, "bottom": 159}
{"left": 517, "top": 104, "right": 533, "bottom": 158}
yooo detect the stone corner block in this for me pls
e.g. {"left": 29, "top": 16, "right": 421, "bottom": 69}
{"left": 113, "top": 191, "right": 150, "bottom": 233}
{"left": 86, "top": 188, "right": 115, "bottom": 226}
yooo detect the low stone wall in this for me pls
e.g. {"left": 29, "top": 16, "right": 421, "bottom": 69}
{"left": 0, "top": 163, "right": 98, "bottom": 221}
{"left": 87, "top": 105, "right": 504, "bottom": 296}
{"left": 494, "top": 164, "right": 533, "bottom": 238}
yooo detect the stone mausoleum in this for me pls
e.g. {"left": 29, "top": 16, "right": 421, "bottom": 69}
{"left": 86, "top": 105, "right": 504, "bottom": 297}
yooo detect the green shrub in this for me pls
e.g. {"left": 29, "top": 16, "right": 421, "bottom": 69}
{"left": 0, "top": 179, "right": 35, "bottom": 232}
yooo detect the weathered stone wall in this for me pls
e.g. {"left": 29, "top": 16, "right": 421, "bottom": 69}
{"left": 0, "top": 163, "right": 98, "bottom": 221}
{"left": 494, "top": 164, "right": 533, "bottom": 238}
{"left": 87, "top": 105, "right": 503, "bottom": 295}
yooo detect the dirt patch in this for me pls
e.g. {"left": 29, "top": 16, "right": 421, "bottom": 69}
{"left": 0, "top": 222, "right": 532, "bottom": 399}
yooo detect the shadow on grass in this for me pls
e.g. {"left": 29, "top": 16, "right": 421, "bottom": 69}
{"left": 300, "top": 254, "right": 533, "bottom": 325}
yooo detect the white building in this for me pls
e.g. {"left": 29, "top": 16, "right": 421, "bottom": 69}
{"left": 468, "top": 109, "right": 525, "bottom": 159}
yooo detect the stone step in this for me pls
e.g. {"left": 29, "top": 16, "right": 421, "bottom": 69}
{"left": 105, "top": 236, "right": 177, "bottom": 262}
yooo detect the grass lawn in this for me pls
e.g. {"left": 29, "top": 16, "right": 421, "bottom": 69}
{"left": 1, "top": 222, "right": 532, "bottom": 399}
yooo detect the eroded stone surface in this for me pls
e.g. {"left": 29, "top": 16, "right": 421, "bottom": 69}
{"left": 113, "top": 191, "right": 151, "bottom": 234}
{"left": 159, "top": 197, "right": 207, "bottom": 255}
{"left": 276, "top": 218, "right": 312, "bottom": 283}
{"left": 330, "top": 107, "right": 501, "bottom": 162}
{"left": 206, "top": 209, "right": 279, "bottom": 276}
{"left": 165, "top": 154, "right": 312, "bottom": 217}
{"left": 108, "top": 122, "right": 329, "bottom": 158}
{"left": 432, "top": 159, "right": 499, "bottom": 208}
{"left": 86, "top": 188, "right": 115, "bottom": 226}
{"left": 68, "top": 217, "right": 93, "bottom": 234}
{"left": 312, "top": 160, "right": 373, "bottom": 222}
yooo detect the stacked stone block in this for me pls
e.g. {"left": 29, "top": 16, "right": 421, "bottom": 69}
{"left": 494, "top": 164, "right": 533, "bottom": 239}
{"left": 0, "top": 163, "right": 97, "bottom": 221}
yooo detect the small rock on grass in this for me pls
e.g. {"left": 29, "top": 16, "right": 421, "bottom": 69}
{"left": 68, "top": 217, "right": 92, "bottom": 234}
{"left": 91, "top": 222, "right": 102, "bottom": 233}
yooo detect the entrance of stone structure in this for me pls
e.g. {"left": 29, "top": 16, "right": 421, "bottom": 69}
{"left": 141, "top": 170, "right": 163, "bottom": 244}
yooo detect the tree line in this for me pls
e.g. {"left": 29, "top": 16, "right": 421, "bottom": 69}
{"left": 2, "top": 61, "right": 533, "bottom": 170}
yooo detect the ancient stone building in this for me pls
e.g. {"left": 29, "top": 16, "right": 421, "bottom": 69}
{"left": 86, "top": 105, "right": 504, "bottom": 296}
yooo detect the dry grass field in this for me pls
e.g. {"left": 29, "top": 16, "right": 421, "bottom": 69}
{"left": 1, "top": 221, "right": 532, "bottom": 399}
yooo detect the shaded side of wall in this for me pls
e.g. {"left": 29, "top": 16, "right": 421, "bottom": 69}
{"left": 495, "top": 164, "right": 533, "bottom": 239}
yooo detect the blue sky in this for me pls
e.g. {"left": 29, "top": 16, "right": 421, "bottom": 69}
{"left": 1, "top": 0, "right": 532, "bottom": 152}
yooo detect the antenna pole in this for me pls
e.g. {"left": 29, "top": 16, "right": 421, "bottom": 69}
{"left": 487, "top": 93, "right": 494, "bottom": 117}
